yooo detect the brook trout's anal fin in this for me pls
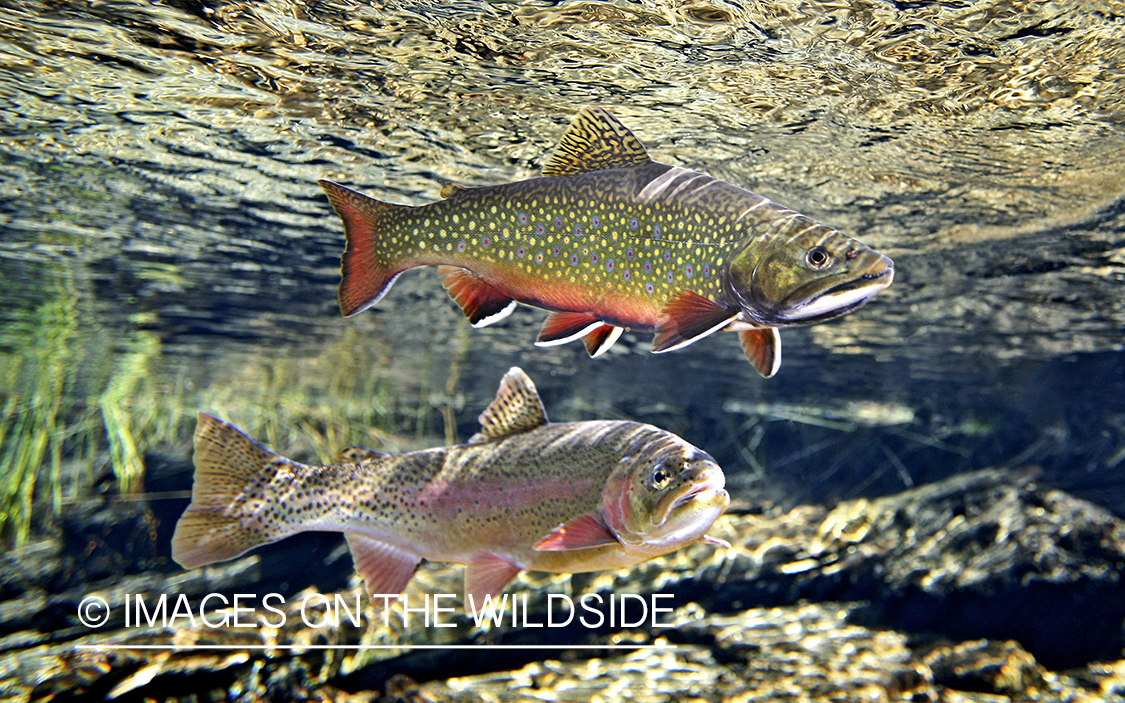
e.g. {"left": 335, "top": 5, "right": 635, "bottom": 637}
{"left": 464, "top": 553, "right": 521, "bottom": 604}
{"left": 738, "top": 327, "right": 781, "bottom": 378}
{"left": 534, "top": 513, "right": 619, "bottom": 551}
{"left": 319, "top": 180, "right": 406, "bottom": 317}
{"left": 172, "top": 413, "right": 285, "bottom": 569}
{"left": 469, "top": 367, "right": 549, "bottom": 443}
{"left": 535, "top": 311, "right": 604, "bottom": 347}
{"left": 438, "top": 265, "right": 517, "bottom": 328}
{"left": 345, "top": 533, "right": 421, "bottom": 597}
{"left": 652, "top": 290, "right": 738, "bottom": 353}
{"left": 542, "top": 106, "right": 651, "bottom": 177}
{"left": 583, "top": 324, "right": 623, "bottom": 358}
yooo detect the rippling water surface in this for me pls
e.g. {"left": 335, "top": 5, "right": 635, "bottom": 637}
{"left": 2, "top": 0, "right": 1124, "bottom": 569}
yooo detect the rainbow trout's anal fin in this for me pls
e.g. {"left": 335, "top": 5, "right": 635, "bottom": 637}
{"left": 438, "top": 265, "right": 517, "bottom": 327}
{"left": 464, "top": 553, "right": 521, "bottom": 604}
{"left": 652, "top": 290, "right": 737, "bottom": 353}
{"left": 583, "top": 324, "right": 623, "bottom": 358}
{"left": 172, "top": 413, "right": 289, "bottom": 569}
{"left": 542, "top": 106, "right": 651, "bottom": 177}
{"left": 345, "top": 533, "right": 421, "bottom": 597}
{"left": 319, "top": 180, "right": 408, "bottom": 317}
{"left": 738, "top": 327, "right": 781, "bottom": 378}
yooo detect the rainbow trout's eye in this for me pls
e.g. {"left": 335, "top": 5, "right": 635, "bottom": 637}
{"left": 648, "top": 463, "right": 673, "bottom": 489}
{"left": 805, "top": 246, "right": 831, "bottom": 270}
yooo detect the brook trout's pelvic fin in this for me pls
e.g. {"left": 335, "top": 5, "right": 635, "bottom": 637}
{"left": 319, "top": 179, "right": 407, "bottom": 317}
{"left": 172, "top": 413, "right": 284, "bottom": 569}
{"left": 542, "top": 106, "right": 651, "bottom": 176}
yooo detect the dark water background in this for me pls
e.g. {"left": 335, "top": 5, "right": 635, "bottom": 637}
{"left": 2, "top": 0, "right": 1125, "bottom": 644}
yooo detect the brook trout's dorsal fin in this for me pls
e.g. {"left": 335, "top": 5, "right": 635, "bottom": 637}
{"left": 439, "top": 182, "right": 468, "bottom": 199}
{"left": 542, "top": 106, "right": 651, "bottom": 177}
{"left": 470, "top": 367, "right": 548, "bottom": 443}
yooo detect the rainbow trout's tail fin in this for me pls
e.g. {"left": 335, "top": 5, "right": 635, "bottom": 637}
{"left": 319, "top": 180, "right": 407, "bottom": 317}
{"left": 172, "top": 413, "right": 288, "bottom": 569}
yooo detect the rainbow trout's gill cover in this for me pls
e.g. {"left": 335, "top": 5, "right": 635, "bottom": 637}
{"left": 319, "top": 107, "right": 893, "bottom": 377}
{"left": 172, "top": 368, "right": 729, "bottom": 604}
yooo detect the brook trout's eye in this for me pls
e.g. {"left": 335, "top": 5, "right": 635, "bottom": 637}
{"left": 648, "top": 463, "right": 673, "bottom": 489}
{"left": 805, "top": 246, "right": 831, "bottom": 270}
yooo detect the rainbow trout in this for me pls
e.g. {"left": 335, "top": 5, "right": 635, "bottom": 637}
{"left": 320, "top": 107, "right": 893, "bottom": 377}
{"left": 172, "top": 368, "right": 729, "bottom": 602}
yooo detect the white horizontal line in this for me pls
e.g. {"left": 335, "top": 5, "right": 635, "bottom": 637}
{"left": 75, "top": 643, "right": 677, "bottom": 651}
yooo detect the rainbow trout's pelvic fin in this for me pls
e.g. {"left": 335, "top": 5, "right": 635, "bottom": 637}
{"left": 542, "top": 106, "right": 651, "bottom": 177}
{"left": 652, "top": 290, "right": 738, "bottom": 353}
{"left": 738, "top": 327, "right": 781, "bottom": 379}
{"left": 583, "top": 324, "right": 623, "bottom": 358}
{"left": 469, "top": 367, "right": 549, "bottom": 444}
{"left": 319, "top": 180, "right": 407, "bottom": 317}
{"left": 345, "top": 533, "right": 421, "bottom": 598}
{"left": 464, "top": 553, "right": 521, "bottom": 605}
{"left": 438, "top": 265, "right": 517, "bottom": 327}
{"left": 533, "top": 513, "right": 618, "bottom": 552}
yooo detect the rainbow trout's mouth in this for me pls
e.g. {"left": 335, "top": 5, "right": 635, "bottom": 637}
{"left": 672, "top": 469, "right": 727, "bottom": 510}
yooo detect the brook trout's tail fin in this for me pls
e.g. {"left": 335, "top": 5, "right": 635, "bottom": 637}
{"left": 319, "top": 180, "right": 406, "bottom": 317}
{"left": 172, "top": 413, "right": 284, "bottom": 569}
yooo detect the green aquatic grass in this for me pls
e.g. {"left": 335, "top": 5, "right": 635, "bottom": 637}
{"left": 0, "top": 273, "right": 80, "bottom": 544}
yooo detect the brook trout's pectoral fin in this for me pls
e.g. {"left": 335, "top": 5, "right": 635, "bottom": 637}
{"left": 438, "top": 266, "right": 517, "bottom": 328}
{"left": 738, "top": 327, "right": 781, "bottom": 378}
{"left": 542, "top": 106, "right": 651, "bottom": 177}
{"left": 469, "top": 367, "right": 549, "bottom": 443}
{"left": 534, "top": 311, "right": 605, "bottom": 347}
{"left": 583, "top": 324, "right": 623, "bottom": 358}
{"left": 319, "top": 180, "right": 407, "bottom": 318}
{"left": 651, "top": 291, "right": 738, "bottom": 353}
{"left": 345, "top": 533, "right": 421, "bottom": 598}
{"left": 533, "top": 514, "right": 619, "bottom": 552}
{"left": 334, "top": 446, "right": 389, "bottom": 464}
{"left": 464, "top": 553, "right": 521, "bottom": 604}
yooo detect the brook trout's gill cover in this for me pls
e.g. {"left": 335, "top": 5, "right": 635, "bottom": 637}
{"left": 320, "top": 107, "right": 894, "bottom": 377}
{"left": 172, "top": 368, "right": 730, "bottom": 604}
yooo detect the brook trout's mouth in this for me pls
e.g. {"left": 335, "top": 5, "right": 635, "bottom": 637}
{"left": 780, "top": 255, "right": 894, "bottom": 324}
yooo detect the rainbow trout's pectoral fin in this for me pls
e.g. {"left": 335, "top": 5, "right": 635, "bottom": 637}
{"left": 335, "top": 446, "right": 388, "bottom": 464}
{"left": 534, "top": 514, "right": 619, "bottom": 552}
{"left": 438, "top": 266, "right": 517, "bottom": 328}
{"left": 701, "top": 534, "right": 732, "bottom": 549}
{"left": 583, "top": 324, "right": 623, "bottom": 358}
{"left": 345, "top": 533, "right": 421, "bottom": 597}
{"left": 738, "top": 327, "right": 781, "bottom": 378}
{"left": 651, "top": 291, "right": 738, "bottom": 353}
{"left": 464, "top": 553, "right": 521, "bottom": 604}
{"left": 319, "top": 180, "right": 409, "bottom": 317}
{"left": 469, "top": 367, "right": 549, "bottom": 443}
{"left": 542, "top": 106, "right": 651, "bottom": 177}
{"left": 535, "top": 311, "right": 604, "bottom": 347}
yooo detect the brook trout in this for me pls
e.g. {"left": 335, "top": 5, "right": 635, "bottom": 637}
{"left": 172, "top": 368, "right": 729, "bottom": 603}
{"left": 320, "top": 107, "right": 893, "bottom": 377}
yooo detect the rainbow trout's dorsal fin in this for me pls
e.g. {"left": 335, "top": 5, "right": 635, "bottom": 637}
{"left": 335, "top": 445, "right": 389, "bottom": 464}
{"left": 542, "top": 106, "right": 651, "bottom": 177}
{"left": 470, "top": 367, "right": 548, "bottom": 443}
